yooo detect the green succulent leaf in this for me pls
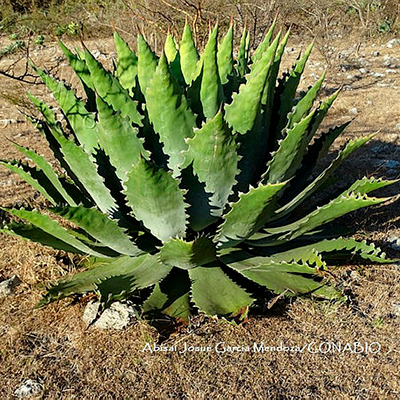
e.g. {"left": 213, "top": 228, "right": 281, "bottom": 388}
{"left": 2, "top": 208, "right": 108, "bottom": 257}
{"left": 200, "top": 24, "right": 224, "bottom": 120}
{"left": 145, "top": 53, "right": 197, "bottom": 176}
{"left": 114, "top": 31, "right": 138, "bottom": 95}
{"left": 274, "top": 135, "right": 375, "bottom": 219}
{"left": 189, "top": 263, "right": 253, "bottom": 316}
{"left": 143, "top": 268, "right": 192, "bottom": 320}
{"left": 96, "top": 95, "right": 148, "bottom": 181}
{"left": 124, "top": 158, "right": 188, "bottom": 242}
{"left": 263, "top": 110, "right": 316, "bottom": 184}
{"left": 183, "top": 110, "right": 239, "bottom": 217}
{"left": 12, "top": 143, "right": 77, "bottom": 206}
{"left": 84, "top": 48, "right": 143, "bottom": 126}
{"left": 37, "top": 254, "right": 170, "bottom": 308}
{"left": 164, "top": 33, "right": 178, "bottom": 63}
{"left": 179, "top": 23, "right": 200, "bottom": 84}
{"left": 58, "top": 40, "right": 95, "bottom": 107}
{"left": 217, "top": 23, "right": 234, "bottom": 85}
{"left": 237, "top": 26, "right": 249, "bottom": 78}
{"left": 0, "top": 222, "right": 88, "bottom": 254}
{"left": 225, "top": 33, "right": 280, "bottom": 134}
{"left": 216, "top": 181, "right": 286, "bottom": 248}
{"left": 275, "top": 42, "right": 313, "bottom": 135}
{"left": 0, "top": 159, "right": 59, "bottom": 205}
{"left": 238, "top": 262, "right": 342, "bottom": 300}
{"left": 137, "top": 33, "right": 158, "bottom": 95}
{"left": 267, "top": 192, "right": 390, "bottom": 243}
{"left": 31, "top": 66, "right": 99, "bottom": 154}
{"left": 159, "top": 237, "right": 216, "bottom": 269}
{"left": 51, "top": 206, "right": 143, "bottom": 256}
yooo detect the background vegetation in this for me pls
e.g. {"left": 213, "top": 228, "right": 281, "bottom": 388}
{"left": 1, "top": 0, "right": 399, "bottom": 44}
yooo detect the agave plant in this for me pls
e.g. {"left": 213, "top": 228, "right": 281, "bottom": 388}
{"left": 0, "top": 21, "right": 395, "bottom": 320}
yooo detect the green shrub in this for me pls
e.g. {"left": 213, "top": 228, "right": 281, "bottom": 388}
{"left": 0, "top": 21, "right": 396, "bottom": 319}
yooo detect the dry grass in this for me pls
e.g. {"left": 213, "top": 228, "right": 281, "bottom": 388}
{"left": 0, "top": 33, "right": 399, "bottom": 399}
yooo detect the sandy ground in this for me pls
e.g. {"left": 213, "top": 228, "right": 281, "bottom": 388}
{"left": 0, "top": 34, "right": 399, "bottom": 399}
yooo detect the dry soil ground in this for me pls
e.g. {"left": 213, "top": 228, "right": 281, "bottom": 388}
{"left": 0, "top": 34, "right": 399, "bottom": 399}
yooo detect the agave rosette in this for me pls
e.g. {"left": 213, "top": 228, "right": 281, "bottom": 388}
{"left": 0, "top": 21, "right": 395, "bottom": 319}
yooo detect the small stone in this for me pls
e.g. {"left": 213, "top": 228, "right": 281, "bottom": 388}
{"left": 359, "top": 68, "right": 368, "bottom": 74}
{"left": 386, "top": 38, "right": 400, "bottom": 48}
{"left": 371, "top": 72, "right": 385, "bottom": 78}
{"left": 393, "top": 302, "right": 400, "bottom": 317}
{"left": 372, "top": 51, "right": 380, "bottom": 57}
{"left": 14, "top": 380, "right": 43, "bottom": 398}
{"left": 395, "top": 123, "right": 400, "bottom": 130}
{"left": 0, "top": 275, "right": 22, "bottom": 297}
{"left": 385, "top": 69, "right": 397, "bottom": 74}
{"left": 349, "top": 107, "right": 358, "bottom": 115}
{"left": 83, "top": 301, "right": 136, "bottom": 330}
{"left": 349, "top": 271, "right": 361, "bottom": 280}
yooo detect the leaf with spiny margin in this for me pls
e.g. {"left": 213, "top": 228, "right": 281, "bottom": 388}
{"left": 36, "top": 254, "right": 170, "bottom": 308}
{"left": 218, "top": 247, "right": 325, "bottom": 270}
{"left": 261, "top": 29, "right": 290, "bottom": 113}
{"left": 0, "top": 222, "right": 89, "bottom": 254}
{"left": 286, "top": 72, "right": 325, "bottom": 130}
{"left": 179, "top": 23, "right": 200, "bottom": 84}
{"left": 228, "top": 260, "right": 342, "bottom": 300}
{"left": 164, "top": 33, "right": 178, "bottom": 62}
{"left": 124, "top": 158, "right": 188, "bottom": 242}
{"left": 275, "top": 43, "right": 313, "bottom": 135}
{"left": 96, "top": 95, "right": 148, "bottom": 182}
{"left": 183, "top": 110, "right": 239, "bottom": 217}
{"left": 252, "top": 19, "right": 276, "bottom": 63}
{"left": 51, "top": 206, "right": 143, "bottom": 256}
{"left": 137, "top": 33, "right": 158, "bottom": 95}
{"left": 13, "top": 143, "right": 77, "bottom": 206}
{"left": 300, "top": 89, "right": 340, "bottom": 146}
{"left": 58, "top": 40, "right": 95, "bottom": 108}
{"left": 180, "top": 165, "right": 218, "bottom": 231}
{"left": 274, "top": 135, "right": 374, "bottom": 219}
{"left": 225, "top": 34, "right": 280, "bottom": 134}
{"left": 345, "top": 176, "right": 398, "bottom": 196}
{"left": 251, "top": 238, "right": 392, "bottom": 264}
{"left": 200, "top": 25, "right": 223, "bottom": 120}
{"left": 217, "top": 23, "right": 233, "bottom": 85}
{"left": 2, "top": 208, "right": 108, "bottom": 257}
{"left": 145, "top": 53, "right": 196, "bottom": 176}
{"left": 31, "top": 66, "right": 99, "bottom": 154}
{"left": 237, "top": 26, "right": 249, "bottom": 78}
{"left": 28, "top": 94, "right": 117, "bottom": 214}
{"left": 0, "top": 159, "right": 59, "bottom": 205}
{"left": 142, "top": 268, "right": 192, "bottom": 320}
{"left": 114, "top": 31, "right": 138, "bottom": 96}
{"left": 84, "top": 48, "right": 142, "bottom": 126}
{"left": 216, "top": 182, "right": 286, "bottom": 248}
{"left": 268, "top": 193, "right": 390, "bottom": 242}
{"left": 263, "top": 110, "right": 316, "bottom": 184}
{"left": 189, "top": 263, "right": 253, "bottom": 316}
{"left": 159, "top": 237, "right": 216, "bottom": 269}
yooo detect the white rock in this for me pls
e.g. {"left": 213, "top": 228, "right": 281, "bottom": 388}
{"left": 386, "top": 38, "right": 400, "bottom": 48}
{"left": 395, "top": 123, "right": 400, "bottom": 130}
{"left": 385, "top": 69, "right": 397, "bottom": 74}
{"left": 372, "top": 51, "right": 380, "bottom": 57}
{"left": 83, "top": 301, "right": 136, "bottom": 330}
{"left": 393, "top": 302, "right": 400, "bottom": 317}
{"left": 359, "top": 68, "right": 368, "bottom": 74}
{"left": 371, "top": 72, "right": 385, "bottom": 78}
{"left": 0, "top": 275, "right": 22, "bottom": 297}
{"left": 14, "top": 380, "right": 43, "bottom": 398}
{"left": 349, "top": 107, "right": 358, "bottom": 115}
